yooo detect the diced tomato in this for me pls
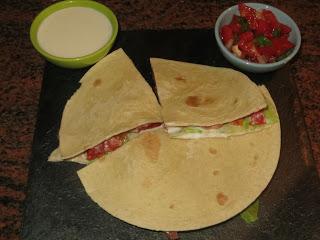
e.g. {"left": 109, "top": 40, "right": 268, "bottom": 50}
{"left": 239, "top": 31, "right": 254, "bottom": 42}
{"left": 256, "top": 19, "right": 272, "bottom": 36}
{"left": 87, "top": 143, "right": 105, "bottom": 160}
{"left": 279, "top": 23, "right": 291, "bottom": 34}
{"left": 232, "top": 118, "right": 244, "bottom": 126}
{"left": 230, "top": 23, "right": 241, "bottom": 34}
{"left": 238, "top": 3, "right": 258, "bottom": 30}
{"left": 104, "top": 133, "right": 127, "bottom": 152}
{"left": 220, "top": 25, "right": 234, "bottom": 44}
{"left": 238, "top": 40, "right": 259, "bottom": 60}
{"left": 250, "top": 111, "right": 266, "bottom": 125}
{"left": 230, "top": 15, "right": 242, "bottom": 33}
{"left": 136, "top": 122, "right": 162, "bottom": 132}
{"left": 257, "top": 45, "right": 277, "bottom": 62}
{"left": 86, "top": 132, "right": 128, "bottom": 160}
{"left": 272, "top": 38, "right": 294, "bottom": 57}
{"left": 261, "top": 9, "right": 278, "bottom": 29}
{"left": 238, "top": 3, "right": 256, "bottom": 19}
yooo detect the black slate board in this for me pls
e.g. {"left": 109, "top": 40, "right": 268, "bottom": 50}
{"left": 21, "top": 30, "right": 320, "bottom": 240}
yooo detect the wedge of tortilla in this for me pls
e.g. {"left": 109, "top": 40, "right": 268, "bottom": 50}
{"left": 168, "top": 86, "right": 279, "bottom": 139}
{"left": 150, "top": 58, "right": 267, "bottom": 127}
{"left": 77, "top": 88, "right": 280, "bottom": 231}
{"left": 49, "top": 48, "right": 162, "bottom": 162}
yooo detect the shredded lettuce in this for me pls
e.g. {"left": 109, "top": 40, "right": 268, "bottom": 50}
{"left": 240, "top": 199, "right": 259, "bottom": 223}
{"left": 182, "top": 127, "right": 203, "bottom": 134}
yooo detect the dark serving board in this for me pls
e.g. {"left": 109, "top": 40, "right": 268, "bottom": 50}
{"left": 21, "top": 30, "right": 320, "bottom": 240}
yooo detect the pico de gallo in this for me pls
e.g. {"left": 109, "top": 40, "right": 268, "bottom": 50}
{"left": 220, "top": 3, "right": 295, "bottom": 63}
{"left": 86, "top": 122, "right": 162, "bottom": 160}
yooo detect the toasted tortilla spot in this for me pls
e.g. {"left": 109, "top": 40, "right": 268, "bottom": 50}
{"left": 254, "top": 154, "right": 259, "bottom": 160}
{"left": 141, "top": 133, "right": 160, "bottom": 162}
{"left": 185, "top": 96, "right": 200, "bottom": 107}
{"left": 216, "top": 192, "right": 228, "bottom": 206}
{"left": 185, "top": 96, "right": 214, "bottom": 107}
{"left": 169, "top": 204, "right": 175, "bottom": 209}
{"left": 209, "top": 148, "right": 217, "bottom": 155}
{"left": 175, "top": 76, "right": 187, "bottom": 83}
{"left": 93, "top": 78, "right": 102, "bottom": 87}
{"left": 233, "top": 98, "right": 239, "bottom": 104}
{"left": 212, "top": 170, "right": 220, "bottom": 176}
{"left": 142, "top": 177, "right": 153, "bottom": 188}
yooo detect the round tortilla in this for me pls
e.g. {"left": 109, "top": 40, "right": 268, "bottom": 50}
{"left": 78, "top": 124, "right": 280, "bottom": 231}
{"left": 58, "top": 49, "right": 162, "bottom": 159}
{"left": 150, "top": 58, "right": 267, "bottom": 126}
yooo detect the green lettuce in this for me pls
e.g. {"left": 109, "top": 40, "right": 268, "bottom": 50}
{"left": 240, "top": 199, "right": 259, "bottom": 223}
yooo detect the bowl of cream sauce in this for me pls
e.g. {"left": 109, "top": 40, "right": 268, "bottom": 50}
{"left": 30, "top": 0, "right": 118, "bottom": 68}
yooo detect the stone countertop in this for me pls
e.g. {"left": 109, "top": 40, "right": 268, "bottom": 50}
{"left": 0, "top": 0, "right": 319, "bottom": 239}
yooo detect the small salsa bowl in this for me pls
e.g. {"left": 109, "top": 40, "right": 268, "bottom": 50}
{"left": 214, "top": 3, "right": 301, "bottom": 73}
{"left": 30, "top": 0, "right": 118, "bottom": 69}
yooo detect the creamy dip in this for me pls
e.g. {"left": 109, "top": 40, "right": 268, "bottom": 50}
{"left": 37, "top": 7, "right": 113, "bottom": 58}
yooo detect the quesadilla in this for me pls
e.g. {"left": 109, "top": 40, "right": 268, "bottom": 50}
{"left": 150, "top": 58, "right": 273, "bottom": 138}
{"left": 49, "top": 48, "right": 162, "bottom": 163}
{"left": 77, "top": 86, "right": 281, "bottom": 231}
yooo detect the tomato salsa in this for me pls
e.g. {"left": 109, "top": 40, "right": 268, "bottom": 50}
{"left": 220, "top": 3, "right": 295, "bottom": 63}
{"left": 86, "top": 122, "right": 162, "bottom": 160}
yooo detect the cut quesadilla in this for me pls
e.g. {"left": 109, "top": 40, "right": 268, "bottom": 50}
{"left": 77, "top": 86, "right": 280, "bottom": 231}
{"left": 150, "top": 58, "right": 271, "bottom": 138}
{"left": 49, "top": 48, "right": 162, "bottom": 163}
{"left": 168, "top": 86, "right": 278, "bottom": 138}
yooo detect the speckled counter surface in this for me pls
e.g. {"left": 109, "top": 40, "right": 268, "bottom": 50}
{"left": 0, "top": 1, "right": 319, "bottom": 239}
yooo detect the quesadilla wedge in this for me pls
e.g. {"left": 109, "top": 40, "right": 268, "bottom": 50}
{"left": 150, "top": 58, "right": 270, "bottom": 138}
{"left": 168, "top": 85, "right": 278, "bottom": 139}
{"left": 49, "top": 48, "right": 162, "bottom": 163}
{"left": 77, "top": 87, "right": 280, "bottom": 231}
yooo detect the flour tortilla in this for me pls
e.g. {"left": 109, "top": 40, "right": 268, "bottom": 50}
{"left": 77, "top": 87, "right": 280, "bottom": 231}
{"left": 167, "top": 85, "right": 279, "bottom": 139}
{"left": 150, "top": 58, "right": 267, "bottom": 127}
{"left": 51, "top": 48, "right": 162, "bottom": 160}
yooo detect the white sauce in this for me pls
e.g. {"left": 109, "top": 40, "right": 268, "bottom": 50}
{"left": 37, "top": 7, "right": 113, "bottom": 58}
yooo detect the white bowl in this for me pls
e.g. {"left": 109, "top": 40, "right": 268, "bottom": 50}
{"left": 214, "top": 3, "right": 301, "bottom": 73}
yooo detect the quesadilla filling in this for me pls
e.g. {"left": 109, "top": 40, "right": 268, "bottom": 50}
{"left": 86, "top": 123, "right": 162, "bottom": 160}
{"left": 167, "top": 98, "right": 278, "bottom": 139}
